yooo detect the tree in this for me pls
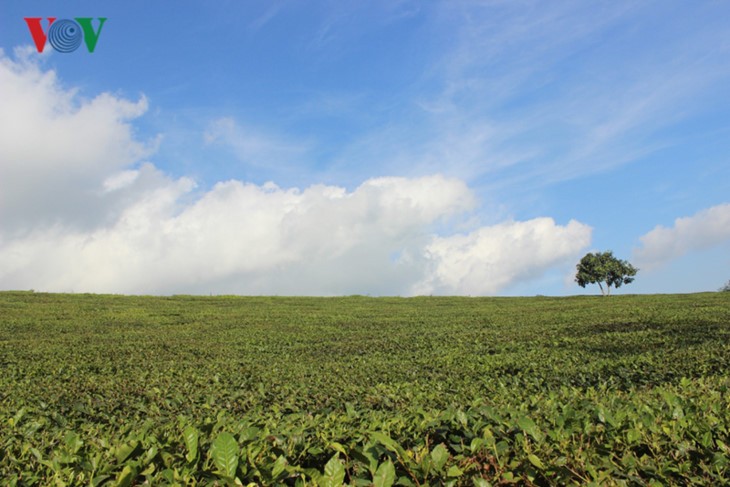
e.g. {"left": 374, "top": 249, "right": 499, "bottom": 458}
{"left": 575, "top": 251, "right": 638, "bottom": 296}
{"left": 720, "top": 280, "right": 730, "bottom": 292}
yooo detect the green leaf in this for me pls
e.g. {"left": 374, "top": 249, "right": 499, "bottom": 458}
{"left": 320, "top": 454, "right": 346, "bottom": 487}
{"left": 183, "top": 425, "right": 199, "bottom": 463}
{"left": 114, "top": 442, "right": 141, "bottom": 464}
{"left": 447, "top": 465, "right": 464, "bottom": 477}
{"left": 470, "top": 437, "right": 485, "bottom": 454}
{"left": 371, "top": 432, "right": 408, "bottom": 460}
{"left": 329, "top": 441, "right": 348, "bottom": 456}
{"left": 11, "top": 407, "right": 26, "bottom": 427}
{"left": 91, "top": 475, "right": 111, "bottom": 487}
{"left": 718, "top": 440, "right": 730, "bottom": 455}
{"left": 142, "top": 446, "right": 158, "bottom": 466}
{"left": 431, "top": 443, "right": 449, "bottom": 471}
{"left": 372, "top": 459, "right": 395, "bottom": 487}
{"left": 64, "top": 431, "right": 83, "bottom": 454}
{"left": 351, "top": 445, "right": 379, "bottom": 475}
{"left": 272, "top": 455, "right": 288, "bottom": 479}
{"left": 527, "top": 454, "right": 545, "bottom": 470}
{"left": 517, "top": 417, "right": 542, "bottom": 442}
{"left": 495, "top": 440, "right": 509, "bottom": 456}
{"left": 627, "top": 428, "right": 641, "bottom": 443}
{"left": 113, "top": 465, "right": 136, "bottom": 487}
{"left": 210, "top": 432, "right": 239, "bottom": 478}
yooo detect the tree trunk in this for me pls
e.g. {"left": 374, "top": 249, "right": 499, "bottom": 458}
{"left": 598, "top": 282, "right": 606, "bottom": 296}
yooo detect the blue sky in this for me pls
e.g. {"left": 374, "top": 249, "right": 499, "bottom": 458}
{"left": 1, "top": 0, "right": 729, "bottom": 295}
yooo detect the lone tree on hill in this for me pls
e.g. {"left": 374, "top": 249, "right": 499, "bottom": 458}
{"left": 575, "top": 251, "right": 638, "bottom": 296}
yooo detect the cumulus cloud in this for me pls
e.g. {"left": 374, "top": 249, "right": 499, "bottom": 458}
{"left": 0, "top": 50, "right": 592, "bottom": 295}
{"left": 0, "top": 173, "right": 475, "bottom": 294}
{"left": 0, "top": 173, "right": 590, "bottom": 295}
{"left": 414, "top": 218, "right": 592, "bottom": 295}
{"left": 0, "top": 49, "right": 154, "bottom": 233}
{"left": 634, "top": 203, "right": 730, "bottom": 269}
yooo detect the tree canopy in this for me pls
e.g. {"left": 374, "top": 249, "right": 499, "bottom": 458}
{"left": 575, "top": 251, "right": 638, "bottom": 296}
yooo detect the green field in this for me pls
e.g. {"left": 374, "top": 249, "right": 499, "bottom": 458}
{"left": 1, "top": 292, "right": 729, "bottom": 486}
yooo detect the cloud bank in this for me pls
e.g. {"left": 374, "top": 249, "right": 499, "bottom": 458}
{"left": 635, "top": 204, "right": 730, "bottom": 270}
{"left": 0, "top": 50, "right": 591, "bottom": 295}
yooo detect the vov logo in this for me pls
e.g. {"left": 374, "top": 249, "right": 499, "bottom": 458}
{"left": 24, "top": 18, "right": 107, "bottom": 53}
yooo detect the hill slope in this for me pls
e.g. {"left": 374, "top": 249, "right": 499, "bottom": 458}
{"left": 1, "top": 292, "right": 728, "bottom": 485}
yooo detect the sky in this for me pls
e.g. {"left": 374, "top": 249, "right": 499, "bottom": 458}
{"left": 0, "top": 0, "right": 729, "bottom": 296}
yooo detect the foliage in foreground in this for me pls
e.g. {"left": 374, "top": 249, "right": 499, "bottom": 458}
{"left": 0, "top": 292, "right": 729, "bottom": 485}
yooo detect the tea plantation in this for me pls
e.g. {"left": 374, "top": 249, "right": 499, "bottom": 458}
{"left": 1, "top": 292, "right": 728, "bottom": 486}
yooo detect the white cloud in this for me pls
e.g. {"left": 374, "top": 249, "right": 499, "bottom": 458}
{"left": 0, "top": 172, "right": 590, "bottom": 295}
{"left": 102, "top": 169, "right": 141, "bottom": 193}
{"left": 634, "top": 203, "right": 730, "bottom": 270}
{"left": 0, "top": 173, "right": 470, "bottom": 294}
{"left": 414, "top": 218, "right": 592, "bottom": 295}
{"left": 0, "top": 50, "right": 592, "bottom": 296}
{"left": 0, "top": 51, "right": 154, "bottom": 232}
